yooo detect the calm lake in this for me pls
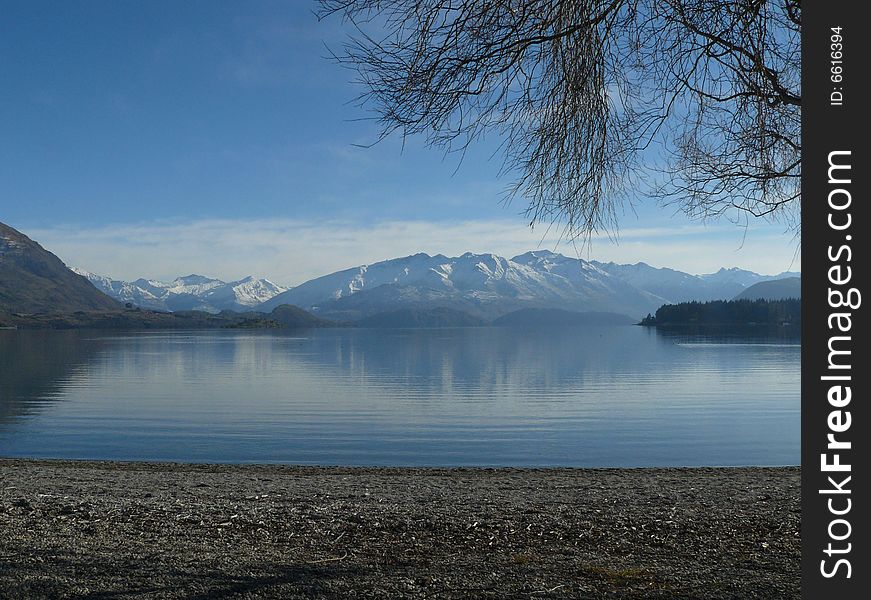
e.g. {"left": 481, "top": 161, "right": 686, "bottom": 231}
{"left": 0, "top": 326, "right": 799, "bottom": 467}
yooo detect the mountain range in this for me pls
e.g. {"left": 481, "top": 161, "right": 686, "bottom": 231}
{"left": 78, "top": 251, "right": 798, "bottom": 319}
{"left": 71, "top": 270, "right": 288, "bottom": 313}
{"left": 1, "top": 220, "right": 800, "bottom": 322}
{"left": 257, "top": 251, "right": 798, "bottom": 320}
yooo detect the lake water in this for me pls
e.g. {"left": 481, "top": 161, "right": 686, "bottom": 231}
{"left": 0, "top": 327, "right": 799, "bottom": 467}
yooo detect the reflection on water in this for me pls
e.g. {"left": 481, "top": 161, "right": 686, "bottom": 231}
{"left": 0, "top": 331, "right": 106, "bottom": 424}
{"left": 0, "top": 327, "right": 799, "bottom": 467}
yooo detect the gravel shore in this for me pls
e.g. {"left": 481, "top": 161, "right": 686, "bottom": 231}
{"left": 0, "top": 460, "right": 799, "bottom": 599}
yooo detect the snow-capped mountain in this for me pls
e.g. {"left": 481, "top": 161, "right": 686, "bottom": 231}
{"left": 70, "top": 269, "right": 166, "bottom": 310}
{"left": 71, "top": 251, "right": 799, "bottom": 320}
{"left": 72, "top": 269, "right": 287, "bottom": 313}
{"left": 201, "top": 276, "right": 290, "bottom": 308}
{"left": 260, "top": 251, "right": 668, "bottom": 320}
{"left": 158, "top": 274, "right": 225, "bottom": 297}
{"left": 260, "top": 251, "right": 800, "bottom": 320}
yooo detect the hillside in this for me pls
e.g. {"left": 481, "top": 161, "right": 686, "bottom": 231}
{"left": 0, "top": 222, "right": 119, "bottom": 314}
{"left": 733, "top": 277, "right": 801, "bottom": 301}
{"left": 269, "top": 304, "right": 337, "bottom": 328}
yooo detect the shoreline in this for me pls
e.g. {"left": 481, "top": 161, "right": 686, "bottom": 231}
{"left": 1, "top": 459, "right": 800, "bottom": 598}
{"left": 0, "top": 456, "right": 801, "bottom": 468}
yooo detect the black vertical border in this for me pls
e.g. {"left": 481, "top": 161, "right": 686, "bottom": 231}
{"left": 802, "top": 1, "right": 867, "bottom": 597}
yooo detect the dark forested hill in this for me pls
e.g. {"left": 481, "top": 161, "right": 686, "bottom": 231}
{"left": 641, "top": 299, "right": 800, "bottom": 327}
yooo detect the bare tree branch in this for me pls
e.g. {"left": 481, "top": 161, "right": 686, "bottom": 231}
{"left": 318, "top": 0, "right": 800, "bottom": 237}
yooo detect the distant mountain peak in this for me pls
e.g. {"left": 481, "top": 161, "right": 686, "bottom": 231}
{"left": 72, "top": 270, "right": 287, "bottom": 313}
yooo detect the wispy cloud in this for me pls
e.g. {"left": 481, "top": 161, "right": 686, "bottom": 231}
{"left": 25, "top": 218, "right": 799, "bottom": 286}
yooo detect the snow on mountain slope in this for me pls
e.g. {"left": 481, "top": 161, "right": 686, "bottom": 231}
{"left": 262, "top": 251, "right": 668, "bottom": 319}
{"left": 261, "top": 253, "right": 455, "bottom": 310}
{"left": 71, "top": 270, "right": 288, "bottom": 312}
{"left": 72, "top": 269, "right": 168, "bottom": 310}
{"left": 203, "top": 276, "right": 288, "bottom": 308}
{"left": 163, "top": 274, "right": 225, "bottom": 297}
{"left": 591, "top": 261, "right": 701, "bottom": 301}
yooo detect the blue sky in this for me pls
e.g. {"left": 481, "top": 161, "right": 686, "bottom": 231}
{"left": 1, "top": 0, "right": 799, "bottom": 284}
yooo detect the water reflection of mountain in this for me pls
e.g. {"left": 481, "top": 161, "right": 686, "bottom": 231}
{"left": 0, "top": 326, "right": 800, "bottom": 426}
{"left": 0, "top": 331, "right": 106, "bottom": 425}
{"left": 0, "top": 327, "right": 800, "bottom": 465}
{"left": 28, "top": 327, "right": 666, "bottom": 399}
{"left": 292, "top": 326, "right": 672, "bottom": 395}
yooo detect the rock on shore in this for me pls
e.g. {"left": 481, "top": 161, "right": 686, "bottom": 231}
{"left": 0, "top": 460, "right": 799, "bottom": 599}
